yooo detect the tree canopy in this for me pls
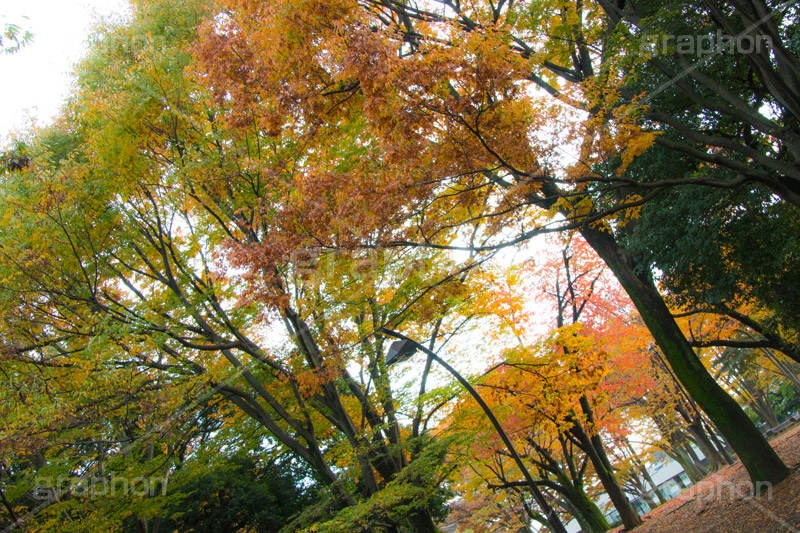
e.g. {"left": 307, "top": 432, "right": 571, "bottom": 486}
{"left": 1, "top": 0, "right": 799, "bottom": 531}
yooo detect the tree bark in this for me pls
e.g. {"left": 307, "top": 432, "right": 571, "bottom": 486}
{"left": 683, "top": 440, "right": 707, "bottom": 475}
{"left": 407, "top": 510, "right": 439, "bottom": 533}
{"left": 566, "top": 487, "right": 611, "bottom": 532}
{"left": 672, "top": 443, "right": 706, "bottom": 484}
{"left": 569, "top": 420, "right": 642, "bottom": 529}
{"left": 686, "top": 416, "right": 727, "bottom": 470}
{"left": 635, "top": 479, "right": 660, "bottom": 511}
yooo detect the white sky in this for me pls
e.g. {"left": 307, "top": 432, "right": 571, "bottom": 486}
{"left": 0, "top": 0, "right": 130, "bottom": 144}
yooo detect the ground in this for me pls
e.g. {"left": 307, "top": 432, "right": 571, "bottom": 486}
{"left": 612, "top": 425, "right": 800, "bottom": 533}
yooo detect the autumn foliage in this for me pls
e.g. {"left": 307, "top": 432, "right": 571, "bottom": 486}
{"left": 1, "top": 0, "right": 800, "bottom": 531}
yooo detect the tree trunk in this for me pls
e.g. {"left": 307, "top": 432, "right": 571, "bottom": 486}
{"left": 682, "top": 440, "right": 707, "bottom": 475}
{"left": 751, "top": 388, "right": 780, "bottom": 429}
{"left": 566, "top": 487, "right": 611, "bottom": 532}
{"left": 636, "top": 480, "right": 660, "bottom": 511}
{"left": 703, "top": 420, "right": 735, "bottom": 464}
{"left": 650, "top": 414, "right": 705, "bottom": 483}
{"left": 560, "top": 496, "right": 595, "bottom": 533}
{"left": 763, "top": 349, "right": 800, "bottom": 391}
{"left": 686, "top": 416, "right": 727, "bottom": 471}
{"left": 625, "top": 439, "right": 667, "bottom": 505}
{"left": 569, "top": 420, "right": 642, "bottom": 528}
{"left": 580, "top": 226, "right": 790, "bottom": 486}
{"left": 670, "top": 444, "right": 706, "bottom": 484}
{"left": 407, "top": 509, "right": 439, "bottom": 533}
{"left": 640, "top": 465, "right": 667, "bottom": 505}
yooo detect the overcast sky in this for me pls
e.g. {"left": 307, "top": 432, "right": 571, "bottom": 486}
{"left": 0, "top": 0, "right": 129, "bottom": 144}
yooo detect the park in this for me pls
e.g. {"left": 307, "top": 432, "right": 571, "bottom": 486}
{"left": 1, "top": 0, "right": 799, "bottom": 531}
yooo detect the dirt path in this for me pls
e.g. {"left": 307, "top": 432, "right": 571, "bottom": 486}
{"left": 612, "top": 425, "right": 800, "bottom": 533}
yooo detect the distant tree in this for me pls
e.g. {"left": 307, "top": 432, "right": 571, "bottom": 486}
{"left": 770, "top": 382, "right": 800, "bottom": 423}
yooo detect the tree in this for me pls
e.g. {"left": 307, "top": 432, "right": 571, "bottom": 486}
{"left": 533, "top": 235, "right": 642, "bottom": 529}
{"left": 0, "top": 1, "right": 506, "bottom": 530}
{"left": 609, "top": 435, "right": 667, "bottom": 510}
{"left": 2, "top": 9, "right": 794, "bottom": 533}
{"left": 444, "top": 235, "right": 654, "bottom": 531}
{"left": 192, "top": 0, "right": 791, "bottom": 486}
{"left": 600, "top": 316, "right": 736, "bottom": 479}
{"left": 621, "top": 175, "right": 800, "bottom": 357}
{"left": 161, "top": 451, "right": 322, "bottom": 533}
{"left": 603, "top": 0, "right": 800, "bottom": 207}
{"left": 446, "top": 326, "right": 614, "bottom": 532}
